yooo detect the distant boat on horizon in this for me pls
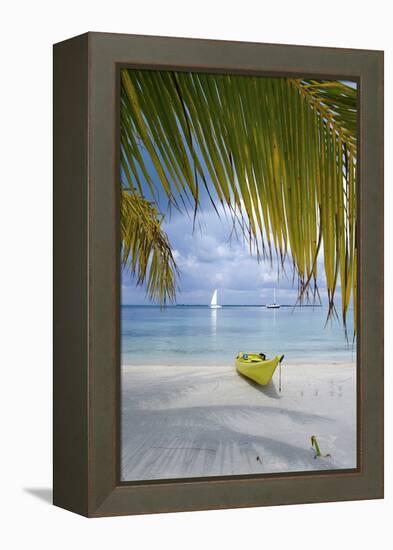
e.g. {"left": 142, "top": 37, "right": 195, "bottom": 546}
{"left": 266, "top": 288, "right": 280, "bottom": 309}
{"left": 210, "top": 289, "right": 222, "bottom": 309}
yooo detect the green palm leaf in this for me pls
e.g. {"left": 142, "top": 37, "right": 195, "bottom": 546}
{"left": 121, "top": 189, "right": 178, "bottom": 304}
{"left": 120, "top": 70, "right": 357, "bottom": 330}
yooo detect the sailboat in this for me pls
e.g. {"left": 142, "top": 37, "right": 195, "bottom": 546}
{"left": 210, "top": 289, "right": 222, "bottom": 309}
{"left": 266, "top": 288, "right": 280, "bottom": 309}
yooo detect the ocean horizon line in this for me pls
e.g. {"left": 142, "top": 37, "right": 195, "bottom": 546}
{"left": 121, "top": 303, "right": 325, "bottom": 308}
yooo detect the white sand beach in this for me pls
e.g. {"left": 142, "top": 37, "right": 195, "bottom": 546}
{"left": 121, "top": 363, "right": 356, "bottom": 481}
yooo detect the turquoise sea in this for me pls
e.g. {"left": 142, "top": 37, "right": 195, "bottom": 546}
{"left": 121, "top": 305, "right": 356, "bottom": 366}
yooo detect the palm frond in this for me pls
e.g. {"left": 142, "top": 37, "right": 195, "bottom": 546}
{"left": 121, "top": 189, "right": 178, "bottom": 304}
{"left": 120, "top": 70, "right": 357, "bottom": 329}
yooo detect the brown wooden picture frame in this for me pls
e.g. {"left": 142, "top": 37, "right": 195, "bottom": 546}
{"left": 53, "top": 32, "right": 383, "bottom": 517}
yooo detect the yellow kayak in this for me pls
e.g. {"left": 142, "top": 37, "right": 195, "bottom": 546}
{"left": 235, "top": 352, "right": 284, "bottom": 385}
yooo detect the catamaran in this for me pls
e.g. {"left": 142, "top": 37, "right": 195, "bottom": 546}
{"left": 210, "top": 289, "right": 222, "bottom": 309}
{"left": 266, "top": 288, "right": 280, "bottom": 309}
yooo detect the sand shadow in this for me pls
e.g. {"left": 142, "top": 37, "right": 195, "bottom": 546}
{"left": 237, "top": 372, "right": 282, "bottom": 399}
{"left": 24, "top": 488, "right": 52, "bottom": 504}
{"left": 121, "top": 411, "right": 337, "bottom": 481}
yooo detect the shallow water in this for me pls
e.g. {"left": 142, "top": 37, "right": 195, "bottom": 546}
{"left": 121, "top": 305, "right": 356, "bottom": 366}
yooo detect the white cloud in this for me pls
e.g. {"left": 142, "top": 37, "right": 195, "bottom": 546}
{"left": 122, "top": 203, "right": 333, "bottom": 306}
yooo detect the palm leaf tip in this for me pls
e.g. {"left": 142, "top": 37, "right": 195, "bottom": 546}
{"left": 121, "top": 189, "right": 179, "bottom": 305}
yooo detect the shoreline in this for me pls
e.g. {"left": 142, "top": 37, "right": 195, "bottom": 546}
{"left": 121, "top": 362, "right": 356, "bottom": 481}
{"left": 122, "top": 360, "right": 356, "bottom": 368}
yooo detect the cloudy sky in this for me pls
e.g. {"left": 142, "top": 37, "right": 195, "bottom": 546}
{"left": 121, "top": 191, "right": 332, "bottom": 306}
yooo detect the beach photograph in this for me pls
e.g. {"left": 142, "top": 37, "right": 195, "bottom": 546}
{"left": 119, "top": 69, "right": 357, "bottom": 482}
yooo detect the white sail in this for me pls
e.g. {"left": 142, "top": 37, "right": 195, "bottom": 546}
{"left": 210, "top": 289, "right": 222, "bottom": 308}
